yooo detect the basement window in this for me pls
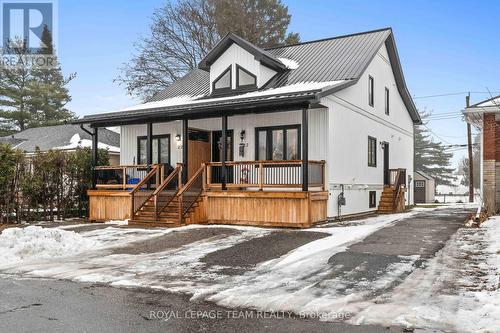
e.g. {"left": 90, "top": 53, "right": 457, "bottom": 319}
{"left": 369, "top": 191, "right": 377, "bottom": 208}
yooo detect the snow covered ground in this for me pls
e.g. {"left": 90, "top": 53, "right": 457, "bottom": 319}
{"left": 0, "top": 204, "right": 497, "bottom": 332}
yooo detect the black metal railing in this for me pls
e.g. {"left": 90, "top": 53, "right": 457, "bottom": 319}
{"left": 206, "top": 160, "right": 325, "bottom": 190}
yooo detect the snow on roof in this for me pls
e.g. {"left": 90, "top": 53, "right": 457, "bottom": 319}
{"left": 477, "top": 96, "right": 500, "bottom": 107}
{"left": 277, "top": 57, "right": 299, "bottom": 70}
{"left": 55, "top": 133, "right": 120, "bottom": 153}
{"left": 111, "top": 80, "right": 347, "bottom": 114}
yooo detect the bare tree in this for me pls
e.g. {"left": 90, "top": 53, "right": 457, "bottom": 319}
{"left": 116, "top": 0, "right": 299, "bottom": 100}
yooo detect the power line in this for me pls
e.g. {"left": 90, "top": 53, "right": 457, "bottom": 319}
{"left": 414, "top": 91, "right": 500, "bottom": 99}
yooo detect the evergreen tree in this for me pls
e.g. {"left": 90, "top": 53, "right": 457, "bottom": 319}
{"left": 414, "top": 112, "right": 456, "bottom": 186}
{"left": 0, "top": 39, "right": 36, "bottom": 131}
{"left": 0, "top": 27, "right": 75, "bottom": 132}
{"left": 29, "top": 25, "right": 76, "bottom": 126}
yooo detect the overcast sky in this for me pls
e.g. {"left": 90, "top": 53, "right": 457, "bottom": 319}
{"left": 57, "top": 0, "right": 500, "bottom": 168}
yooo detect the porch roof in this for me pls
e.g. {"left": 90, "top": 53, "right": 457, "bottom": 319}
{"left": 73, "top": 80, "right": 349, "bottom": 127}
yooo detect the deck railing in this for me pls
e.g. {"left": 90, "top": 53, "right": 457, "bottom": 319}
{"left": 389, "top": 168, "right": 407, "bottom": 210}
{"left": 206, "top": 160, "right": 325, "bottom": 190}
{"left": 94, "top": 164, "right": 164, "bottom": 190}
{"left": 152, "top": 165, "right": 181, "bottom": 218}
{"left": 129, "top": 165, "right": 161, "bottom": 216}
{"left": 177, "top": 164, "right": 205, "bottom": 223}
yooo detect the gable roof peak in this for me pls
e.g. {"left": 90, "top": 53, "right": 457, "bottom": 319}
{"left": 198, "top": 32, "right": 287, "bottom": 72}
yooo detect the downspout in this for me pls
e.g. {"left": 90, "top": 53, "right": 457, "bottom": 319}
{"left": 80, "top": 124, "right": 98, "bottom": 189}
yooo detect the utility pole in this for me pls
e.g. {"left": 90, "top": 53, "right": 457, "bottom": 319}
{"left": 466, "top": 93, "right": 474, "bottom": 203}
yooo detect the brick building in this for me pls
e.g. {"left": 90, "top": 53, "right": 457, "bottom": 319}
{"left": 464, "top": 95, "right": 500, "bottom": 212}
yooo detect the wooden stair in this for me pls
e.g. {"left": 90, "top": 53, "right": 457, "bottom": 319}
{"left": 129, "top": 192, "right": 203, "bottom": 227}
{"left": 378, "top": 185, "right": 406, "bottom": 214}
{"left": 378, "top": 186, "right": 396, "bottom": 213}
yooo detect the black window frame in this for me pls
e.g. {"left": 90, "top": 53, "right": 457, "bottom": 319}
{"left": 236, "top": 64, "right": 257, "bottom": 91}
{"left": 369, "top": 191, "right": 377, "bottom": 208}
{"left": 368, "top": 75, "right": 374, "bottom": 107}
{"left": 137, "top": 134, "right": 171, "bottom": 165}
{"left": 255, "top": 124, "right": 301, "bottom": 161}
{"left": 368, "top": 136, "right": 377, "bottom": 167}
{"left": 385, "top": 87, "right": 390, "bottom": 115}
{"left": 212, "top": 65, "right": 232, "bottom": 94}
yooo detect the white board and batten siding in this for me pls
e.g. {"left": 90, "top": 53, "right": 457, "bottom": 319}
{"left": 120, "top": 109, "right": 328, "bottom": 166}
{"left": 322, "top": 43, "right": 414, "bottom": 217}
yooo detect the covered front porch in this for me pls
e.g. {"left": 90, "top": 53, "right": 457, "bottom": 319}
{"left": 79, "top": 96, "right": 329, "bottom": 228}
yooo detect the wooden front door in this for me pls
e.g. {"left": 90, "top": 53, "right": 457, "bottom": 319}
{"left": 414, "top": 180, "right": 426, "bottom": 203}
{"left": 188, "top": 129, "right": 211, "bottom": 179}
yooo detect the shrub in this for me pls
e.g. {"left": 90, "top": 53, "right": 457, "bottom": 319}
{"left": 0, "top": 145, "right": 109, "bottom": 223}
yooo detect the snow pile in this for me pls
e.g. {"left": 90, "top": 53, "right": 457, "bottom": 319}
{"left": 0, "top": 226, "right": 100, "bottom": 267}
{"left": 277, "top": 57, "right": 299, "bottom": 69}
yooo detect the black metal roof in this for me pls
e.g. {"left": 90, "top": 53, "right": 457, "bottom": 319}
{"left": 0, "top": 124, "right": 120, "bottom": 153}
{"left": 74, "top": 88, "right": 328, "bottom": 127}
{"left": 80, "top": 27, "right": 420, "bottom": 125}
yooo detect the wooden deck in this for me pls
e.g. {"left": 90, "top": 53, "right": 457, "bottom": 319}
{"left": 88, "top": 161, "right": 328, "bottom": 228}
{"left": 89, "top": 189, "right": 327, "bottom": 228}
{"left": 203, "top": 190, "right": 327, "bottom": 228}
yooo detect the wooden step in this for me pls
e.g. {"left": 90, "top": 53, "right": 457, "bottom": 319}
{"left": 130, "top": 217, "right": 179, "bottom": 223}
{"left": 128, "top": 220, "right": 179, "bottom": 227}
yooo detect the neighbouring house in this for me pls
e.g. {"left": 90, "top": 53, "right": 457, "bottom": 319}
{"left": 464, "top": 95, "right": 500, "bottom": 212}
{"left": 414, "top": 171, "right": 435, "bottom": 204}
{"left": 0, "top": 124, "right": 120, "bottom": 165}
{"left": 75, "top": 27, "right": 420, "bottom": 227}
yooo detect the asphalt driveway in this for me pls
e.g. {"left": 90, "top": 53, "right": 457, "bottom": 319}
{"left": 0, "top": 205, "right": 474, "bottom": 332}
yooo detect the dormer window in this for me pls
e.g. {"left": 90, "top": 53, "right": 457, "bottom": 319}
{"left": 236, "top": 65, "right": 257, "bottom": 90}
{"left": 212, "top": 65, "right": 232, "bottom": 93}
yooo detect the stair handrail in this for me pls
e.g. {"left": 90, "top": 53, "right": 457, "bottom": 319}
{"left": 130, "top": 165, "right": 159, "bottom": 217}
{"left": 153, "top": 165, "right": 182, "bottom": 218}
{"left": 392, "top": 168, "right": 406, "bottom": 209}
{"left": 177, "top": 164, "right": 205, "bottom": 223}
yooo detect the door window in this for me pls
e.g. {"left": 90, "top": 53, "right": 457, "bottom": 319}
{"left": 256, "top": 125, "right": 301, "bottom": 161}
{"left": 137, "top": 135, "right": 170, "bottom": 165}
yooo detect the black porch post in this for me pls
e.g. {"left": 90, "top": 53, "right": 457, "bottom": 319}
{"left": 182, "top": 119, "right": 188, "bottom": 184}
{"left": 302, "top": 108, "right": 309, "bottom": 192}
{"left": 91, "top": 127, "right": 98, "bottom": 189}
{"left": 221, "top": 115, "right": 228, "bottom": 190}
{"left": 146, "top": 123, "right": 153, "bottom": 169}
